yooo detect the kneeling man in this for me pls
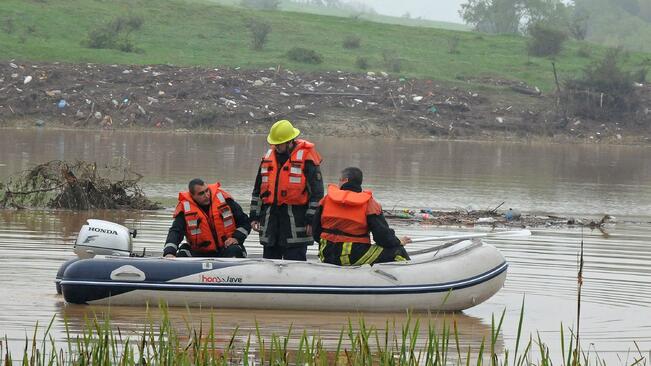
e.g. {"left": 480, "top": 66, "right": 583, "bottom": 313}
{"left": 313, "top": 167, "right": 411, "bottom": 266}
{"left": 164, "top": 178, "right": 250, "bottom": 258}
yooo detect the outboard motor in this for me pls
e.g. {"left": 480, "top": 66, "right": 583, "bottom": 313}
{"left": 74, "top": 219, "right": 134, "bottom": 258}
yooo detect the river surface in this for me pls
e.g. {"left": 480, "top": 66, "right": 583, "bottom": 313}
{"left": 0, "top": 128, "right": 650, "bottom": 363}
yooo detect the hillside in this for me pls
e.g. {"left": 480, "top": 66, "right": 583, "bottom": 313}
{"left": 201, "top": 0, "right": 471, "bottom": 31}
{"left": 1, "top": 0, "right": 649, "bottom": 92}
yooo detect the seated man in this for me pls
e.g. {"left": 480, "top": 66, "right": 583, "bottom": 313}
{"left": 313, "top": 167, "right": 411, "bottom": 266}
{"left": 164, "top": 178, "right": 250, "bottom": 258}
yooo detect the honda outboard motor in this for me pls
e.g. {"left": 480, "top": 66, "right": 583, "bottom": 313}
{"left": 74, "top": 219, "right": 134, "bottom": 258}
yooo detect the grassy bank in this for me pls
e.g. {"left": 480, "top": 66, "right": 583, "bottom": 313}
{"left": 1, "top": 304, "right": 641, "bottom": 365}
{"left": 1, "top": 0, "right": 649, "bottom": 91}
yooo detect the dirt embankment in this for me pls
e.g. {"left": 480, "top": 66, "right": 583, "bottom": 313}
{"left": 1, "top": 61, "right": 649, "bottom": 142}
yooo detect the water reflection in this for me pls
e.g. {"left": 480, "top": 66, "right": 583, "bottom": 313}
{"left": 1, "top": 129, "right": 650, "bottom": 215}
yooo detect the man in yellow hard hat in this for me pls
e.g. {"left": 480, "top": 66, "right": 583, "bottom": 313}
{"left": 250, "top": 120, "right": 324, "bottom": 260}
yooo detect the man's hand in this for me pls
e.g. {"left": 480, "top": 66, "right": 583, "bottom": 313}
{"left": 164, "top": 254, "right": 176, "bottom": 259}
{"left": 400, "top": 236, "right": 412, "bottom": 245}
{"left": 224, "top": 238, "right": 239, "bottom": 247}
{"left": 251, "top": 221, "right": 260, "bottom": 232}
{"left": 305, "top": 224, "right": 312, "bottom": 236}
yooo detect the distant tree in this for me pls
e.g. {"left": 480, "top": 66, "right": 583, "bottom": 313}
{"left": 636, "top": 0, "right": 651, "bottom": 22}
{"left": 527, "top": 22, "right": 568, "bottom": 56}
{"left": 246, "top": 19, "right": 271, "bottom": 50}
{"left": 616, "top": 0, "right": 640, "bottom": 15}
{"left": 459, "top": 0, "right": 570, "bottom": 34}
{"left": 460, "top": 0, "right": 527, "bottom": 33}
{"left": 241, "top": 0, "right": 280, "bottom": 10}
{"left": 568, "top": 6, "right": 589, "bottom": 40}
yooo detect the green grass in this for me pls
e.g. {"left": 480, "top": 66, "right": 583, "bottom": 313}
{"left": 2, "top": 303, "right": 644, "bottom": 365}
{"left": 197, "top": 0, "right": 471, "bottom": 31}
{"left": 1, "top": 0, "right": 650, "bottom": 91}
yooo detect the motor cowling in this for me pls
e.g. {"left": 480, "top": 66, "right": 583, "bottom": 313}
{"left": 74, "top": 219, "right": 133, "bottom": 258}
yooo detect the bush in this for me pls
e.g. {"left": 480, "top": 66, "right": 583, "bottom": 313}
{"left": 527, "top": 22, "right": 567, "bottom": 57}
{"left": 355, "top": 56, "right": 369, "bottom": 70}
{"left": 564, "top": 49, "right": 640, "bottom": 118}
{"left": 576, "top": 44, "right": 591, "bottom": 58}
{"left": 287, "top": 47, "right": 323, "bottom": 64}
{"left": 85, "top": 16, "right": 144, "bottom": 52}
{"left": 568, "top": 10, "right": 589, "bottom": 40}
{"left": 246, "top": 19, "right": 271, "bottom": 51}
{"left": 241, "top": 0, "right": 280, "bottom": 10}
{"left": 634, "top": 68, "right": 648, "bottom": 83}
{"left": 382, "top": 50, "right": 402, "bottom": 73}
{"left": 2, "top": 17, "right": 15, "bottom": 34}
{"left": 448, "top": 35, "right": 461, "bottom": 54}
{"left": 343, "top": 35, "right": 361, "bottom": 49}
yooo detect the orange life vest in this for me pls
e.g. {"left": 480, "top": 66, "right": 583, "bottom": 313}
{"left": 259, "top": 139, "right": 322, "bottom": 206}
{"left": 174, "top": 182, "right": 236, "bottom": 253}
{"left": 320, "top": 185, "right": 379, "bottom": 244}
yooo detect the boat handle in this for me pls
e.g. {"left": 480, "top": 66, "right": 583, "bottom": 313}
{"left": 110, "top": 265, "right": 146, "bottom": 281}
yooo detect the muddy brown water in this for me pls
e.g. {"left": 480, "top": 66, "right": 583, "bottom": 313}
{"left": 1, "top": 129, "right": 650, "bottom": 363}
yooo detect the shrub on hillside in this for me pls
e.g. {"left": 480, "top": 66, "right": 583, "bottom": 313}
{"left": 564, "top": 48, "right": 641, "bottom": 119}
{"left": 448, "top": 35, "right": 461, "bottom": 54}
{"left": 246, "top": 19, "right": 271, "bottom": 51}
{"left": 527, "top": 22, "right": 567, "bottom": 57}
{"left": 2, "top": 17, "right": 15, "bottom": 34}
{"left": 634, "top": 68, "right": 648, "bottom": 83}
{"left": 241, "top": 0, "right": 280, "bottom": 10}
{"left": 382, "top": 50, "right": 402, "bottom": 73}
{"left": 287, "top": 47, "right": 323, "bottom": 64}
{"left": 85, "top": 16, "right": 144, "bottom": 53}
{"left": 343, "top": 35, "right": 361, "bottom": 49}
{"left": 355, "top": 56, "right": 369, "bottom": 70}
{"left": 576, "top": 44, "right": 591, "bottom": 58}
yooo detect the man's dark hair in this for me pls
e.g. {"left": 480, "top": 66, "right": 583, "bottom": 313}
{"left": 188, "top": 178, "right": 205, "bottom": 194}
{"left": 341, "top": 167, "right": 363, "bottom": 185}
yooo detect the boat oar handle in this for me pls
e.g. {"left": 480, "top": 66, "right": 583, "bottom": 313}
{"left": 410, "top": 229, "right": 532, "bottom": 244}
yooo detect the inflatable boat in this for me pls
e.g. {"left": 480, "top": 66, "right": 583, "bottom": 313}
{"left": 57, "top": 220, "right": 508, "bottom": 311}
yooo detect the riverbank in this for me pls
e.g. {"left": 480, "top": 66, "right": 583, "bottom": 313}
{"left": 2, "top": 62, "right": 650, "bottom": 143}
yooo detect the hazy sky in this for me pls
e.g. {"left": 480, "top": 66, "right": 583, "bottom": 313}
{"left": 354, "top": 0, "right": 467, "bottom": 23}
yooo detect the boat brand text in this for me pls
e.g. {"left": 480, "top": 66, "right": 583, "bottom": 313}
{"left": 88, "top": 227, "right": 118, "bottom": 235}
{"left": 201, "top": 275, "right": 243, "bottom": 284}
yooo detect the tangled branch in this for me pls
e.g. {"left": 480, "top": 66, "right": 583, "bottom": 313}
{"left": 1, "top": 160, "right": 160, "bottom": 210}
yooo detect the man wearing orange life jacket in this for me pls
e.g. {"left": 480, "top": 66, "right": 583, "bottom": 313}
{"left": 250, "top": 120, "right": 324, "bottom": 261}
{"left": 312, "top": 167, "right": 411, "bottom": 266}
{"left": 164, "top": 178, "right": 250, "bottom": 258}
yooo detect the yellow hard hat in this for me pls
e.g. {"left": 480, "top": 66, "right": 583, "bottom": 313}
{"left": 267, "top": 120, "right": 300, "bottom": 145}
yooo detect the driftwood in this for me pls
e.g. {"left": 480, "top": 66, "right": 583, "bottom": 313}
{"left": 510, "top": 85, "right": 542, "bottom": 96}
{"left": 1, "top": 160, "right": 160, "bottom": 210}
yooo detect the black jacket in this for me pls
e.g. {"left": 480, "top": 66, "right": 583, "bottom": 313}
{"left": 164, "top": 198, "right": 251, "bottom": 256}
{"left": 312, "top": 182, "right": 402, "bottom": 248}
{"left": 249, "top": 148, "right": 324, "bottom": 248}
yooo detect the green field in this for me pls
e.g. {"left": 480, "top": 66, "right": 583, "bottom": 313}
{"left": 1, "top": 0, "right": 649, "bottom": 91}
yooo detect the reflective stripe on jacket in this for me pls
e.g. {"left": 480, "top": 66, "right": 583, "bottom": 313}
{"left": 259, "top": 139, "right": 322, "bottom": 206}
{"left": 174, "top": 182, "right": 236, "bottom": 253}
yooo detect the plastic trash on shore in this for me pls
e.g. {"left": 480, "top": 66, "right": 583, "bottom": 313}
{"left": 505, "top": 208, "right": 521, "bottom": 221}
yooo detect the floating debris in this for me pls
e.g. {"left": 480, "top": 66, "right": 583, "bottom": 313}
{"left": 1, "top": 160, "right": 160, "bottom": 210}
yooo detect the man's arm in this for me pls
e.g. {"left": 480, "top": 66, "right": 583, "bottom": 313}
{"left": 367, "top": 213, "right": 403, "bottom": 248}
{"left": 304, "top": 161, "right": 324, "bottom": 224}
{"left": 249, "top": 165, "right": 263, "bottom": 221}
{"left": 227, "top": 198, "right": 251, "bottom": 245}
{"left": 312, "top": 205, "right": 324, "bottom": 243}
{"left": 164, "top": 213, "right": 186, "bottom": 256}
